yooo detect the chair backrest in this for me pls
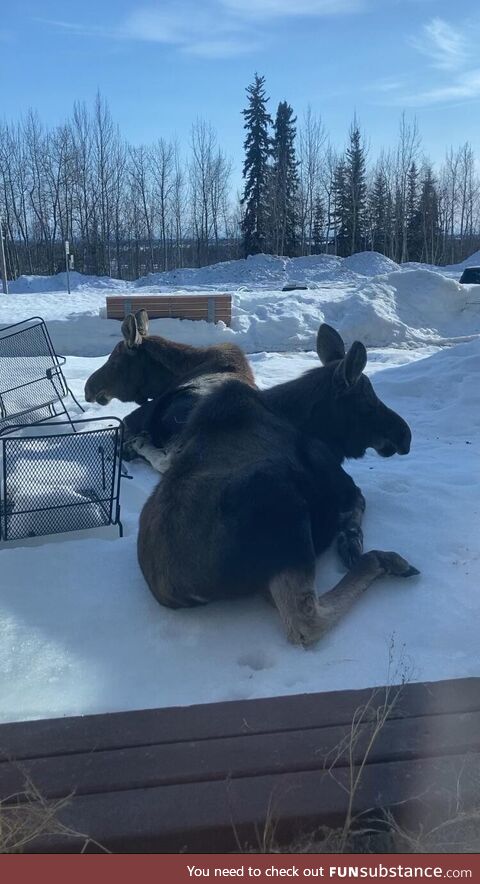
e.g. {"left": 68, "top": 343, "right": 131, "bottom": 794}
{"left": 0, "top": 317, "right": 69, "bottom": 430}
{"left": 0, "top": 417, "right": 124, "bottom": 541}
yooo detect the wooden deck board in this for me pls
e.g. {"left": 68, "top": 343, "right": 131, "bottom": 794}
{"left": 7, "top": 754, "right": 480, "bottom": 854}
{"left": 1, "top": 678, "right": 479, "bottom": 761}
{"left": 0, "top": 678, "right": 479, "bottom": 853}
{"left": 2, "top": 710, "right": 480, "bottom": 802}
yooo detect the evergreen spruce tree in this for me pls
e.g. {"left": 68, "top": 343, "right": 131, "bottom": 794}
{"left": 406, "top": 162, "right": 421, "bottom": 261}
{"left": 369, "top": 169, "right": 390, "bottom": 255}
{"left": 270, "top": 101, "right": 299, "bottom": 256}
{"left": 344, "top": 122, "right": 367, "bottom": 255}
{"left": 385, "top": 187, "right": 395, "bottom": 259}
{"left": 417, "top": 166, "right": 440, "bottom": 264}
{"left": 331, "top": 159, "right": 349, "bottom": 256}
{"left": 312, "top": 194, "right": 325, "bottom": 253}
{"left": 393, "top": 184, "right": 403, "bottom": 263}
{"left": 241, "top": 74, "right": 272, "bottom": 257}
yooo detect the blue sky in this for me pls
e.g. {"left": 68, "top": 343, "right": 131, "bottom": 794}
{"left": 1, "top": 0, "right": 480, "bottom": 183}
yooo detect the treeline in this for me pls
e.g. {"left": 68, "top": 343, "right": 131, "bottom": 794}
{"left": 241, "top": 74, "right": 480, "bottom": 266}
{"left": 0, "top": 95, "right": 236, "bottom": 280}
{"left": 1, "top": 80, "right": 479, "bottom": 281}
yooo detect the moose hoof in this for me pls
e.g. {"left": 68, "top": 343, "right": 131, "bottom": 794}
{"left": 372, "top": 550, "right": 420, "bottom": 578}
{"left": 287, "top": 624, "right": 319, "bottom": 649}
{"left": 122, "top": 443, "right": 137, "bottom": 462}
{"left": 287, "top": 597, "right": 323, "bottom": 648}
{"left": 338, "top": 526, "right": 363, "bottom": 569}
{"left": 123, "top": 432, "right": 151, "bottom": 462}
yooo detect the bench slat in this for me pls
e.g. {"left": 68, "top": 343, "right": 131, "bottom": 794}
{"left": 105, "top": 294, "right": 232, "bottom": 326}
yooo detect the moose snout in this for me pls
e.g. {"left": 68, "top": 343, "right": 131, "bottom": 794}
{"left": 395, "top": 418, "right": 411, "bottom": 455}
{"left": 375, "top": 410, "right": 411, "bottom": 457}
{"left": 84, "top": 374, "right": 110, "bottom": 405}
{"left": 397, "top": 438, "right": 411, "bottom": 455}
{"left": 388, "top": 415, "right": 411, "bottom": 455}
{"left": 84, "top": 378, "right": 98, "bottom": 403}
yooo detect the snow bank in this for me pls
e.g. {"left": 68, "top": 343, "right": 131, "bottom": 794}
{"left": 445, "top": 249, "right": 480, "bottom": 271}
{"left": 8, "top": 247, "right": 480, "bottom": 299}
{"left": 137, "top": 253, "right": 289, "bottom": 289}
{"left": 342, "top": 251, "right": 400, "bottom": 276}
{"left": 336, "top": 269, "right": 472, "bottom": 347}
{"left": 403, "top": 249, "right": 480, "bottom": 278}
{"left": 3, "top": 254, "right": 480, "bottom": 358}
{"left": 136, "top": 251, "right": 392, "bottom": 288}
{"left": 9, "top": 270, "right": 126, "bottom": 294}
{"left": 228, "top": 269, "right": 475, "bottom": 352}
{"left": 7, "top": 251, "right": 399, "bottom": 295}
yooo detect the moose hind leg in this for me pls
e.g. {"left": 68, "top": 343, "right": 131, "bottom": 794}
{"left": 268, "top": 567, "right": 319, "bottom": 647}
{"left": 270, "top": 550, "right": 419, "bottom": 648}
{"left": 337, "top": 485, "right": 366, "bottom": 569}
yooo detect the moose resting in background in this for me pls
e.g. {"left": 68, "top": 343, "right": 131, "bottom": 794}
{"left": 85, "top": 309, "right": 255, "bottom": 472}
{"left": 85, "top": 310, "right": 254, "bottom": 411}
{"left": 85, "top": 317, "right": 418, "bottom": 644}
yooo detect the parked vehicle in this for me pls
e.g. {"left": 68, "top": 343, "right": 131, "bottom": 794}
{"left": 459, "top": 267, "right": 480, "bottom": 284}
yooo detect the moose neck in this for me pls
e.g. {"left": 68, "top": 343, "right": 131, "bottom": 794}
{"left": 141, "top": 336, "right": 212, "bottom": 389}
{"left": 261, "top": 365, "right": 346, "bottom": 462}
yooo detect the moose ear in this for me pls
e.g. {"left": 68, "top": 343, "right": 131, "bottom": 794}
{"left": 316, "top": 324, "right": 346, "bottom": 365}
{"left": 135, "top": 309, "right": 149, "bottom": 337}
{"left": 334, "top": 341, "right": 367, "bottom": 389}
{"left": 121, "top": 314, "right": 142, "bottom": 349}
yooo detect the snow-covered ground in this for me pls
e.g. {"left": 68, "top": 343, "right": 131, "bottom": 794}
{"left": 0, "top": 251, "right": 479, "bottom": 723}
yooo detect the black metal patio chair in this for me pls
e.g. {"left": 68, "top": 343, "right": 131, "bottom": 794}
{"left": 0, "top": 417, "right": 124, "bottom": 542}
{"left": 0, "top": 316, "right": 126, "bottom": 543}
{"left": 0, "top": 316, "right": 83, "bottom": 435}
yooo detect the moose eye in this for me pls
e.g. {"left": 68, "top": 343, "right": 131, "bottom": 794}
{"left": 358, "top": 383, "right": 378, "bottom": 412}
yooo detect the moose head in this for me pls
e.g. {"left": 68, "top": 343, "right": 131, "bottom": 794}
{"left": 263, "top": 324, "right": 412, "bottom": 462}
{"left": 84, "top": 309, "right": 255, "bottom": 407}
{"left": 84, "top": 310, "right": 161, "bottom": 406}
{"left": 314, "top": 324, "right": 412, "bottom": 459}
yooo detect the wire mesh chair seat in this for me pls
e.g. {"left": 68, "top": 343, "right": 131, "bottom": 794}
{"left": 0, "top": 316, "right": 83, "bottom": 435}
{"left": 0, "top": 418, "right": 124, "bottom": 542}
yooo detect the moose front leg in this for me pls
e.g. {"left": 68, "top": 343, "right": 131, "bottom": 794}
{"left": 126, "top": 433, "right": 173, "bottom": 475}
{"left": 269, "top": 550, "right": 419, "bottom": 648}
{"left": 122, "top": 401, "right": 158, "bottom": 462}
{"left": 337, "top": 485, "right": 366, "bottom": 569}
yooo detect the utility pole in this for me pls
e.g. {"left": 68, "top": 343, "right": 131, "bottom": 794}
{"left": 0, "top": 220, "right": 8, "bottom": 295}
{"left": 65, "top": 239, "right": 71, "bottom": 295}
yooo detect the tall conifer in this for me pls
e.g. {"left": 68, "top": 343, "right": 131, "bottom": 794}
{"left": 344, "top": 122, "right": 367, "bottom": 254}
{"left": 270, "top": 101, "right": 299, "bottom": 256}
{"left": 241, "top": 74, "right": 272, "bottom": 257}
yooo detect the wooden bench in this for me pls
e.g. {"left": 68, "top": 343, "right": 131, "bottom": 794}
{"left": 1, "top": 677, "right": 479, "bottom": 853}
{"left": 105, "top": 294, "right": 232, "bottom": 326}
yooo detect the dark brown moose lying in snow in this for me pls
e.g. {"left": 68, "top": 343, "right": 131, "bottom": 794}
{"left": 85, "top": 309, "right": 255, "bottom": 470}
{"left": 85, "top": 309, "right": 254, "bottom": 407}
{"left": 85, "top": 315, "right": 418, "bottom": 645}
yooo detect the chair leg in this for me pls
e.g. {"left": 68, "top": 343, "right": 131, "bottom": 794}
{"left": 67, "top": 387, "right": 85, "bottom": 413}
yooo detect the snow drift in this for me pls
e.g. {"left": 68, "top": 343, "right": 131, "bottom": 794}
{"left": 5, "top": 250, "right": 402, "bottom": 294}
{"left": 3, "top": 259, "right": 480, "bottom": 357}
{"left": 233, "top": 268, "right": 474, "bottom": 352}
